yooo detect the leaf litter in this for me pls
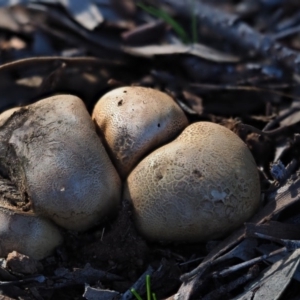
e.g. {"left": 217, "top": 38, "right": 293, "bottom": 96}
{"left": 1, "top": 1, "right": 300, "bottom": 299}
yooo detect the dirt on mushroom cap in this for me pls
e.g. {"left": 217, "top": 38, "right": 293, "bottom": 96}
{"left": 124, "top": 122, "right": 261, "bottom": 242}
{"left": 92, "top": 86, "right": 189, "bottom": 178}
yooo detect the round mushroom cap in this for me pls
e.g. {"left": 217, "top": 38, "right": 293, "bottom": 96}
{"left": 124, "top": 122, "right": 260, "bottom": 242}
{"left": 0, "top": 208, "right": 63, "bottom": 260}
{"left": 0, "top": 178, "right": 62, "bottom": 260}
{"left": 92, "top": 86, "right": 189, "bottom": 178}
{"left": 8, "top": 95, "right": 121, "bottom": 231}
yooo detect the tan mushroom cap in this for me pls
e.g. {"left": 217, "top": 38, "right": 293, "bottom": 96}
{"left": 8, "top": 95, "right": 121, "bottom": 231}
{"left": 124, "top": 122, "right": 260, "bottom": 242}
{"left": 92, "top": 86, "right": 189, "bottom": 178}
{"left": 0, "top": 107, "right": 21, "bottom": 128}
{"left": 0, "top": 207, "right": 63, "bottom": 260}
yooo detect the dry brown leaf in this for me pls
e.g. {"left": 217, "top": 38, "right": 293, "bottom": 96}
{"left": 122, "top": 43, "right": 240, "bottom": 62}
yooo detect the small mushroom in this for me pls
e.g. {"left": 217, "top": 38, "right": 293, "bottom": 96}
{"left": 124, "top": 122, "right": 260, "bottom": 242}
{"left": 92, "top": 86, "right": 189, "bottom": 178}
{"left": 0, "top": 95, "right": 121, "bottom": 231}
{"left": 0, "top": 179, "right": 62, "bottom": 260}
{"left": 0, "top": 208, "right": 63, "bottom": 260}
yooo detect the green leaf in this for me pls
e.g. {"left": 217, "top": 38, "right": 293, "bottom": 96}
{"left": 131, "top": 288, "right": 143, "bottom": 300}
{"left": 137, "top": 2, "right": 190, "bottom": 44}
{"left": 146, "top": 275, "right": 151, "bottom": 300}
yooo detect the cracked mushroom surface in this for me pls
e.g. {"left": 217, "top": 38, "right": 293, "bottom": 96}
{"left": 0, "top": 95, "right": 121, "bottom": 232}
{"left": 124, "top": 122, "right": 260, "bottom": 242}
{"left": 92, "top": 86, "right": 189, "bottom": 178}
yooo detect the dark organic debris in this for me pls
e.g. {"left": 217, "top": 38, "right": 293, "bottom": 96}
{"left": 6, "top": 251, "right": 42, "bottom": 275}
{"left": 161, "top": 0, "right": 300, "bottom": 75}
{"left": 235, "top": 249, "right": 300, "bottom": 300}
{"left": 83, "top": 285, "right": 120, "bottom": 300}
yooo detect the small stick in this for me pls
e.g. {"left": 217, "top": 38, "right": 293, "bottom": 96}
{"left": 179, "top": 256, "right": 205, "bottom": 266}
{"left": 263, "top": 106, "right": 300, "bottom": 131}
{"left": 202, "top": 265, "right": 259, "bottom": 300}
{"left": 251, "top": 232, "right": 300, "bottom": 250}
{"left": 0, "top": 275, "right": 46, "bottom": 286}
{"left": 0, "top": 56, "right": 124, "bottom": 74}
{"left": 212, "top": 247, "right": 288, "bottom": 278}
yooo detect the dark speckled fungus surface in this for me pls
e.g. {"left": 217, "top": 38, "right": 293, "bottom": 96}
{"left": 92, "top": 86, "right": 189, "bottom": 178}
{"left": 124, "top": 122, "right": 260, "bottom": 242}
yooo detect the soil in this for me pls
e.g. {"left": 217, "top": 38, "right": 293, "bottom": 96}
{"left": 26, "top": 199, "right": 203, "bottom": 300}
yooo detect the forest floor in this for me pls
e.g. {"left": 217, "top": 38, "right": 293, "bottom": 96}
{"left": 1, "top": 1, "right": 300, "bottom": 299}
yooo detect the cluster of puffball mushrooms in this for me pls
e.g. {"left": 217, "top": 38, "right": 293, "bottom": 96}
{"left": 0, "top": 87, "right": 260, "bottom": 260}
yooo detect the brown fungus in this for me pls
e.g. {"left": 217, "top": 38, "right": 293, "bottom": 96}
{"left": 92, "top": 86, "right": 189, "bottom": 178}
{"left": 124, "top": 122, "right": 260, "bottom": 242}
{"left": 0, "top": 208, "right": 63, "bottom": 260}
{"left": 0, "top": 95, "right": 121, "bottom": 232}
{"left": 0, "top": 178, "right": 63, "bottom": 260}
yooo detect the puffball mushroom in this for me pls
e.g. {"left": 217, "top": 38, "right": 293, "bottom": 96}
{"left": 0, "top": 95, "right": 121, "bottom": 232}
{"left": 92, "top": 86, "right": 189, "bottom": 178}
{"left": 0, "top": 208, "right": 63, "bottom": 260}
{"left": 0, "top": 179, "right": 63, "bottom": 260}
{"left": 124, "top": 122, "right": 260, "bottom": 242}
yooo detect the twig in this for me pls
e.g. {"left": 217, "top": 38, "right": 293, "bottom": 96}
{"left": 202, "top": 265, "right": 259, "bottom": 300}
{"left": 0, "top": 275, "right": 46, "bottom": 286}
{"left": 180, "top": 258, "right": 216, "bottom": 282}
{"left": 272, "top": 24, "right": 300, "bottom": 40}
{"left": 263, "top": 106, "right": 300, "bottom": 131}
{"left": 190, "top": 83, "right": 300, "bottom": 102}
{"left": 0, "top": 56, "right": 124, "bottom": 75}
{"left": 250, "top": 232, "right": 300, "bottom": 250}
{"left": 179, "top": 256, "right": 205, "bottom": 266}
{"left": 211, "top": 247, "right": 288, "bottom": 278}
{"left": 160, "top": 0, "right": 300, "bottom": 75}
{"left": 235, "top": 123, "right": 289, "bottom": 139}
